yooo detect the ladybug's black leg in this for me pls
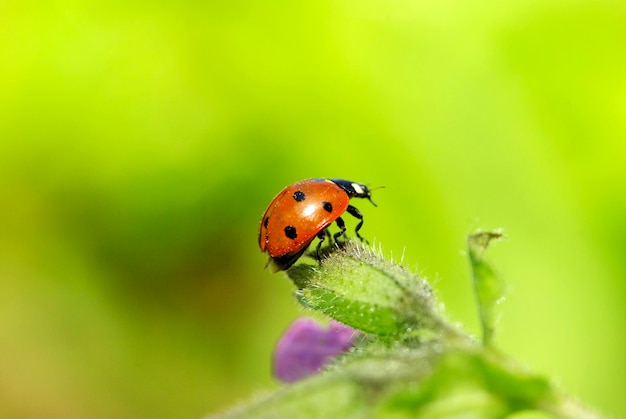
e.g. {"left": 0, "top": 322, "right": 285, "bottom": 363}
{"left": 315, "top": 229, "right": 328, "bottom": 260}
{"left": 333, "top": 216, "right": 347, "bottom": 244}
{"left": 346, "top": 205, "right": 367, "bottom": 243}
{"left": 325, "top": 227, "right": 334, "bottom": 247}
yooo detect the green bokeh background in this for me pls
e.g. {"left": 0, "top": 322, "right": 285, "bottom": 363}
{"left": 1, "top": 1, "right": 624, "bottom": 418}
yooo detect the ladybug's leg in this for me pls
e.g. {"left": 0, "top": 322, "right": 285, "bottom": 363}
{"left": 315, "top": 229, "right": 328, "bottom": 260}
{"left": 333, "top": 216, "right": 347, "bottom": 243}
{"left": 346, "top": 205, "right": 367, "bottom": 243}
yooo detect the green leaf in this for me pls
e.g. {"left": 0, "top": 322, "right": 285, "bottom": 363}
{"left": 287, "top": 242, "right": 465, "bottom": 342}
{"left": 296, "top": 286, "right": 406, "bottom": 336}
{"left": 467, "top": 231, "right": 505, "bottom": 347}
{"left": 377, "top": 349, "right": 555, "bottom": 419}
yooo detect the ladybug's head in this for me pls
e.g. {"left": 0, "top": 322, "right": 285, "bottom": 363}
{"left": 330, "top": 179, "right": 378, "bottom": 207}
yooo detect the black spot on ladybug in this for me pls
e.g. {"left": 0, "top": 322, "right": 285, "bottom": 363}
{"left": 292, "top": 191, "right": 305, "bottom": 202}
{"left": 263, "top": 217, "right": 269, "bottom": 228}
{"left": 284, "top": 226, "right": 298, "bottom": 240}
{"left": 322, "top": 201, "right": 333, "bottom": 212}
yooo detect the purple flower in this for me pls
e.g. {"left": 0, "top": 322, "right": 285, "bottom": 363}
{"left": 273, "top": 318, "right": 359, "bottom": 383}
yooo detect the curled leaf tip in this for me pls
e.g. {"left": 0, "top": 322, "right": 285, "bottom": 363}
{"left": 468, "top": 231, "right": 504, "bottom": 257}
{"left": 467, "top": 230, "right": 505, "bottom": 347}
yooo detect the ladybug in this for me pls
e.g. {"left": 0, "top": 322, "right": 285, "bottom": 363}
{"left": 259, "top": 178, "right": 377, "bottom": 272}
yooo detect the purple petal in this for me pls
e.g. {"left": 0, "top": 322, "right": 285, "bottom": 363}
{"left": 273, "top": 318, "right": 358, "bottom": 383}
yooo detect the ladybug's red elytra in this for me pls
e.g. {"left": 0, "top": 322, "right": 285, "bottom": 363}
{"left": 259, "top": 178, "right": 377, "bottom": 272}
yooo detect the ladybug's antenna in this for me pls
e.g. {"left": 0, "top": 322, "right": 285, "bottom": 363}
{"left": 367, "top": 185, "right": 385, "bottom": 207}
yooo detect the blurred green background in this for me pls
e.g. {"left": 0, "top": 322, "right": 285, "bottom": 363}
{"left": 1, "top": 0, "right": 624, "bottom": 418}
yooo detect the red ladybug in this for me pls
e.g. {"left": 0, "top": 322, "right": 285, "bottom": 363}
{"left": 259, "top": 178, "right": 377, "bottom": 272}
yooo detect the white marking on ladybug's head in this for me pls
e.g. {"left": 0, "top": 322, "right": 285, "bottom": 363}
{"left": 351, "top": 183, "right": 365, "bottom": 195}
